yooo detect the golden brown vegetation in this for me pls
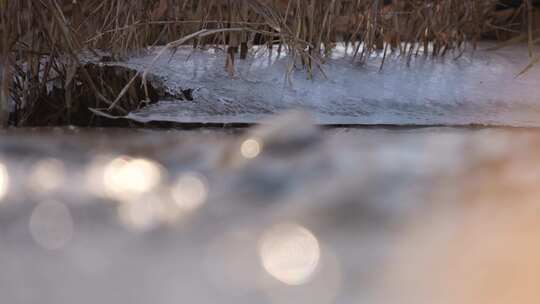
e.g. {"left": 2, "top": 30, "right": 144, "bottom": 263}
{"left": 0, "top": 0, "right": 537, "bottom": 126}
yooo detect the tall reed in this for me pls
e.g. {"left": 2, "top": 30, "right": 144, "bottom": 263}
{"left": 0, "top": 0, "right": 536, "bottom": 126}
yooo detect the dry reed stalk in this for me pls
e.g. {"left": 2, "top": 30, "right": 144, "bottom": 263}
{"left": 0, "top": 0, "right": 538, "bottom": 125}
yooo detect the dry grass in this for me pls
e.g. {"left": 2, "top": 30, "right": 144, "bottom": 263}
{"left": 0, "top": 0, "right": 537, "bottom": 126}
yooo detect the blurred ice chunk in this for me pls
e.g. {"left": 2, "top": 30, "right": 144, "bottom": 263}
{"left": 103, "top": 156, "right": 164, "bottom": 203}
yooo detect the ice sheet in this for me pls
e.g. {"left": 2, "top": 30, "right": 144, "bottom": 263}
{"left": 107, "top": 43, "right": 540, "bottom": 126}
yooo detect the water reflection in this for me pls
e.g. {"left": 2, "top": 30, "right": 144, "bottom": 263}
{"left": 86, "top": 155, "right": 115, "bottom": 198}
{"left": 103, "top": 156, "right": 163, "bottom": 202}
{"left": 28, "top": 158, "right": 66, "bottom": 194}
{"left": 117, "top": 192, "right": 188, "bottom": 231}
{"left": 203, "top": 229, "right": 261, "bottom": 295}
{"left": 85, "top": 155, "right": 207, "bottom": 230}
{"left": 0, "top": 163, "right": 8, "bottom": 202}
{"left": 171, "top": 172, "right": 208, "bottom": 211}
{"left": 29, "top": 201, "right": 74, "bottom": 250}
{"left": 381, "top": 202, "right": 540, "bottom": 304}
{"left": 258, "top": 223, "right": 321, "bottom": 285}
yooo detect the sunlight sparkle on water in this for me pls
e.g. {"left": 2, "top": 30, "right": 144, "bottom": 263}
{"left": 171, "top": 172, "right": 208, "bottom": 211}
{"left": 28, "top": 158, "right": 66, "bottom": 194}
{"left": 117, "top": 192, "right": 189, "bottom": 231}
{"left": 259, "top": 223, "right": 321, "bottom": 285}
{"left": 0, "top": 163, "right": 8, "bottom": 202}
{"left": 103, "top": 156, "right": 163, "bottom": 202}
{"left": 241, "top": 138, "right": 262, "bottom": 159}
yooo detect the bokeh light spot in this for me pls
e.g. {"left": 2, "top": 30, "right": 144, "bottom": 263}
{"left": 241, "top": 138, "right": 262, "bottom": 159}
{"left": 103, "top": 156, "right": 163, "bottom": 202}
{"left": 28, "top": 158, "right": 66, "bottom": 194}
{"left": 259, "top": 223, "right": 321, "bottom": 285}
{"left": 0, "top": 163, "right": 9, "bottom": 202}
{"left": 29, "top": 201, "right": 74, "bottom": 250}
{"left": 171, "top": 172, "right": 208, "bottom": 211}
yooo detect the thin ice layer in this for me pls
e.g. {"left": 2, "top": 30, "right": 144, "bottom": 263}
{"left": 111, "top": 43, "right": 540, "bottom": 126}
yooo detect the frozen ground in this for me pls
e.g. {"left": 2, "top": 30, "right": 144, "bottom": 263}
{"left": 104, "top": 43, "right": 540, "bottom": 126}
{"left": 2, "top": 113, "right": 540, "bottom": 303}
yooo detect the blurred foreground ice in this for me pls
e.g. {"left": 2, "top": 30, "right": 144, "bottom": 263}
{"left": 2, "top": 112, "right": 540, "bottom": 303}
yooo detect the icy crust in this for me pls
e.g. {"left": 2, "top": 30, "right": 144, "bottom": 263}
{"left": 110, "top": 44, "right": 540, "bottom": 126}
